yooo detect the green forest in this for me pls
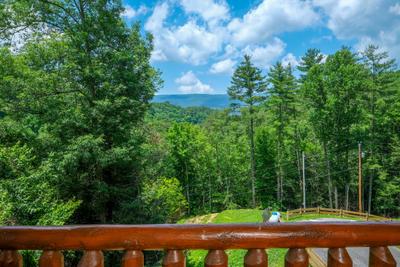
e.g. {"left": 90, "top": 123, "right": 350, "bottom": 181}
{"left": 0, "top": 0, "right": 399, "bottom": 265}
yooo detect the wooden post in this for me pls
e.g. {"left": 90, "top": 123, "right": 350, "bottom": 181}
{"left": 369, "top": 247, "right": 396, "bottom": 267}
{"left": 244, "top": 249, "right": 267, "bottom": 267}
{"left": 122, "top": 250, "right": 144, "bottom": 267}
{"left": 77, "top": 251, "right": 104, "bottom": 267}
{"left": 358, "top": 142, "right": 363, "bottom": 212}
{"left": 39, "top": 251, "right": 64, "bottom": 267}
{"left": 162, "top": 250, "right": 185, "bottom": 267}
{"left": 327, "top": 248, "right": 352, "bottom": 267}
{"left": 302, "top": 152, "right": 306, "bottom": 209}
{"left": 0, "top": 250, "right": 22, "bottom": 267}
{"left": 205, "top": 250, "right": 228, "bottom": 267}
{"left": 285, "top": 248, "right": 308, "bottom": 267}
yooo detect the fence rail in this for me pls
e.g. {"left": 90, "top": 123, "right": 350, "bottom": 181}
{"left": 0, "top": 222, "right": 399, "bottom": 266}
{"left": 285, "top": 207, "right": 391, "bottom": 221}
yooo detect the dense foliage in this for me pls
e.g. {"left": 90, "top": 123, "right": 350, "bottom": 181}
{"left": 0, "top": 0, "right": 399, "bottom": 265}
{"left": 143, "top": 47, "right": 400, "bottom": 218}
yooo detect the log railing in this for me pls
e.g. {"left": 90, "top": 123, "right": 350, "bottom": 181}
{"left": 0, "top": 222, "right": 399, "bottom": 266}
{"left": 285, "top": 207, "right": 391, "bottom": 221}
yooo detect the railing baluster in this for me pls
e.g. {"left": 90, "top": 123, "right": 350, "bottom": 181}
{"left": 162, "top": 250, "right": 185, "bottom": 267}
{"left": 369, "top": 246, "right": 396, "bottom": 267}
{"left": 122, "top": 250, "right": 144, "bottom": 267}
{"left": 244, "top": 248, "right": 267, "bottom": 267}
{"left": 204, "top": 249, "right": 228, "bottom": 267}
{"left": 328, "top": 248, "right": 352, "bottom": 267}
{"left": 0, "top": 250, "right": 22, "bottom": 267}
{"left": 77, "top": 250, "right": 104, "bottom": 267}
{"left": 285, "top": 248, "right": 308, "bottom": 267}
{"left": 39, "top": 251, "right": 64, "bottom": 267}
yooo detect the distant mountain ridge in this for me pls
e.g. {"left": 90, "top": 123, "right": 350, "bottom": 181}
{"left": 153, "top": 94, "right": 231, "bottom": 108}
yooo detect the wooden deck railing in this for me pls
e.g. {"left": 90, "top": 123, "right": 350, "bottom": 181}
{"left": 0, "top": 222, "right": 399, "bottom": 266}
{"left": 285, "top": 207, "right": 391, "bottom": 221}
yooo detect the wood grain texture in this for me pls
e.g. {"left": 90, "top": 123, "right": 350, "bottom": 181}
{"left": 121, "top": 250, "right": 144, "bottom": 267}
{"left": 0, "top": 223, "right": 399, "bottom": 250}
{"left": 328, "top": 248, "right": 352, "bottom": 267}
{"left": 244, "top": 249, "right": 267, "bottom": 267}
{"left": 39, "top": 251, "right": 64, "bottom": 267}
{"left": 0, "top": 250, "right": 22, "bottom": 267}
{"left": 204, "top": 250, "right": 228, "bottom": 267}
{"left": 369, "top": 247, "right": 396, "bottom": 267}
{"left": 162, "top": 250, "right": 185, "bottom": 267}
{"left": 285, "top": 248, "right": 309, "bottom": 267}
{"left": 77, "top": 251, "right": 104, "bottom": 267}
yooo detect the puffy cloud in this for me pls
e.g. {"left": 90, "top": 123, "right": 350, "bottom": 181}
{"left": 313, "top": 0, "right": 400, "bottom": 60}
{"left": 389, "top": 3, "right": 400, "bottom": 15}
{"left": 210, "top": 58, "right": 236, "bottom": 74}
{"left": 121, "top": 5, "right": 147, "bottom": 19}
{"left": 180, "top": 0, "right": 229, "bottom": 25}
{"left": 145, "top": 4, "right": 224, "bottom": 65}
{"left": 175, "top": 71, "right": 214, "bottom": 93}
{"left": 145, "top": 2, "right": 168, "bottom": 32}
{"left": 243, "top": 38, "right": 286, "bottom": 68}
{"left": 282, "top": 53, "right": 299, "bottom": 67}
{"left": 228, "top": 0, "right": 320, "bottom": 45}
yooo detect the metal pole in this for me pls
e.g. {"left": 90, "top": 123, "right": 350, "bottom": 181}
{"left": 358, "top": 142, "right": 362, "bottom": 212}
{"left": 302, "top": 151, "right": 306, "bottom": 209}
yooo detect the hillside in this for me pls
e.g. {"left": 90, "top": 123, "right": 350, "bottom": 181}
{"left": 152, "top": 94, "right": 231, "bottom": 108}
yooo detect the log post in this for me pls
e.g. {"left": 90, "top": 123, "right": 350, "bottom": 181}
{"left": 122, "top": 250, "right": 144, "bottom": 267}
{"left": 77, "top": 251, "right": 104, "bottom": 267}
{"left": 327, "top": 248, "right": 352, "bottom": 267}
{"left": 285, "top": 248, "right": 308, "bottom": 267}
{"left": 39, "top": 251, "right": 64, "bottom": 267}
{"left": 369, "top": 247, "right": 396, "bottom": 267}
{"left": 0, "top": 250, "right": 22, "bottom": 267}
{"left": 244, "top": 249, "right": 267, "bottom": 267}
{"left": 162, "top": 250, "right": 185, "bottom": 267}
{"left": 204, "top": 250, "right": 228, "bottom": 267}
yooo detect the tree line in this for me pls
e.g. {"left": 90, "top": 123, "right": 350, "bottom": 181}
{"left": 143, "top": 46, "right": 400, "bottom": 219}
{"left": 0, "top": 0, "right": 399, "bottom": 265}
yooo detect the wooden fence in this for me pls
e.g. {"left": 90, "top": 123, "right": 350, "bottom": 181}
{"left": 0, "top": 222, "right": 399, "bottom": 266}
{"left": 285, "top": 207, "right": 391, "bottom": 221}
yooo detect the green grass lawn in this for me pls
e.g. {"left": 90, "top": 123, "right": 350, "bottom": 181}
{"left": 181, "top": 209, "right": 370, "bottom": 267}
{"left": 183, "top": 209, "right": 284, "bottom": 267}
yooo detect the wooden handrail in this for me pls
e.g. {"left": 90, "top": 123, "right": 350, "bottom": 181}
{"left": 0, "top": 222, "right": 399, "bottom": 250}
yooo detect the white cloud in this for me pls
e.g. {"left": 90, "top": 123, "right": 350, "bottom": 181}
{"left": 121, "top": 5, "right": 147, "bottom": 19}
{"left": 228, "top": 0, "right": 320, "bottom": 46}
{"left": 389, "top": 3, "right": 400, "bottom": 15}
{"left": 145, "top": 4, "right": 224, "bottom": 65}
{"left": 313, "top": 0, "right": 400, "bottom": 60}
{"left": 243, "top": 38, "right": 286, "bottom": 68}
{"left": 175, "top": 71, "right": 214, "bottom": 93}
{"left": 180, "top": 0, "right": 229, "bottom": 26}
{"left": 145, "top": 3, "right": 168, "bottom": 32}
{"left": 210, "top": 59, "right": 236, "bottom": 74}
{"left": 282, "top": 53, "right": 299, "bottom": 67}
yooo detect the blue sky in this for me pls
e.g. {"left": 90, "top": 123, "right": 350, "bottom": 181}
{"left": 121, "top": 0, "right": 400, "bottom": 94}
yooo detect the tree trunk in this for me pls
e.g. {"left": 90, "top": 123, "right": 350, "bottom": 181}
{"left": 345, "top": 184, "right": 349, "bottom": 210}
{"left": 249, "top": 107, "right": 256, "bottom": 208}
{"left": 368, "top": 172, "right": 373, "bottom": 214}
{"left": 334, "top": 186, "right": 338, "bottom": 209}
{"left": 323, "top": 143, "right": 333, "bottom": 208}
{"left": 185, "top": 161, "right": 190, "bottom": 215}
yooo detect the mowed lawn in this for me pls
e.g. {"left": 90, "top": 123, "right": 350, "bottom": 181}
{"left": 181, "top": 209, "right": 363, "bottom": 267}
